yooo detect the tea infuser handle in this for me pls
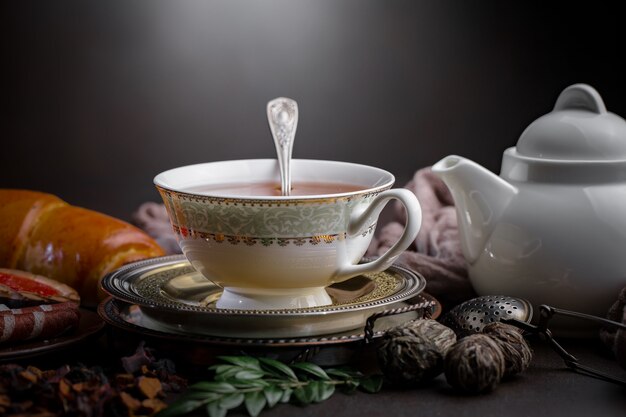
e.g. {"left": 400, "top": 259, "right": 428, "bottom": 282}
{"left": 334, "top": 188, "right": 422, "bottom": 282}
{"left": 505, "top": 306, "right": 626, "bottom": 387}
{"left": 363, "top": 299, "right": 435, "bottom": 344}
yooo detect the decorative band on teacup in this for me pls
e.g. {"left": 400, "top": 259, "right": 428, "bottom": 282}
{"left": 160, "top": 189, "right": 380, "bottom": 239}
{"left": 171, "top": 224, "right": 377, "bottom": 247}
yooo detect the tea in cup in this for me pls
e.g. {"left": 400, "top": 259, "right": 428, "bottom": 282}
{"left": 154, "top": 159, "right": 422, "bottom": 310}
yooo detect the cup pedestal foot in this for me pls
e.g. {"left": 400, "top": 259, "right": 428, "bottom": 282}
{"left": 216, "top": 287, "right": 332, "bottom": 310}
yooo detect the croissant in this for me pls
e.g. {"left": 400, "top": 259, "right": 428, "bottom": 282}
{"left": 0, "top": 189, "right": 165, "bottom": 305}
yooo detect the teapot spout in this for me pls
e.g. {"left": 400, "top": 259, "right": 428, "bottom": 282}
{"left": 432, "top": 155, "right": 518, "bottom": 263}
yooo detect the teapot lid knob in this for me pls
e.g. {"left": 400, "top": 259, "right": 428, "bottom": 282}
{"left": 553, "top": 84, "right": 607, "bottom": 114}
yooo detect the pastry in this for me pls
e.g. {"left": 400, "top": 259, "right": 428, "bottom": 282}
{"left": 0, "top": 189, "right": 165, "bottom": 305}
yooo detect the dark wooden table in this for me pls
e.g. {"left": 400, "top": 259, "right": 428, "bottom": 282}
{"left": 250, "top": 338, "right": 626, "bottom": 417}
{"left": 10, "top": 327, "right": 624, "bottom": 417}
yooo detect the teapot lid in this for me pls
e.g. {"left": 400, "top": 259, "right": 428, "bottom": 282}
{"left": 515, "top": 84, "right": 626, "bottom": 161}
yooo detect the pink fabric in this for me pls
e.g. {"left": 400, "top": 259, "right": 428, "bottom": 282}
{"left": 132, "top": 167, "right": 475, "bottom": 306}
{"left": 366, "top": 167, "right": 474, "bottom": 306}
{"left": 132, "top": 202, "right": 181, "bottom": 256}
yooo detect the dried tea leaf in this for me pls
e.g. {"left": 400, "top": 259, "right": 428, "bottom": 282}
{"left": 115, "top": 373, "right": 135, "bottom": 388}
{"left": 72, "top": 382, "right": 86, "bottom": 392}
{"left": 121, "top": 341, "right": 156, "bottom": 373}
{"left": 12, "top": 399, "right": 34, "bottom": 412}
{"left": 59, "top": 378, "right": 71, "bottom": 397}
{"left": 26, "top": 365, "right": 43, "bottom": 377}
{"left": 19, "top": 370, "right": 38, "bottom": 384}
{"left": 138, "top": 376, "right": 163, "bottom": 399}
{"left": 142, "top": 397, "right": 168, "bottom": 413}
{"left": 0, "top": 346, "right": 185, "bottom": 417}
{"left": 51, "top": 365, "right": 71, "bottom": 383}
{"left": 161, "top": 374, "right": 188, "bottom": 393}
{"left": 120, "top": 391, "right": 141, "bottom": 412}
{"left": 41, "top": 369, "right": 57, "bottom": 380}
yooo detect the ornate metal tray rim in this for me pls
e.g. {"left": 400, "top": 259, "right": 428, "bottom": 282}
{"left": 98, "top": 294, "right": 440, "bottom": 348}
{"left": 101, "top": 255, "right": 426, "bottom": 317}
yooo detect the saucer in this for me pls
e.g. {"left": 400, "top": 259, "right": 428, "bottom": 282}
{"left": 101, "top": 255, "right": 426, "bottom": 338}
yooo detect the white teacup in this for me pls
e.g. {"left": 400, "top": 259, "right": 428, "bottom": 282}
{"left": 154, "top": 159, "right": 422, "bottom": 310}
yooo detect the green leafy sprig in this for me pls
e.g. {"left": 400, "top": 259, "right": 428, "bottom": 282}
{"left": 157, "top": 355, "right": 383, "bottom": 417}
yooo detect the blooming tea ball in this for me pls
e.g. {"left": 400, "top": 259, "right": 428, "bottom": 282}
{"left": 445, "top": 334, "right": 506, "bottom": 394}
{"left": 377, "top": 319, "right": 457, "bottom": 385}
{"left": 482, "top": 322, "right": 533, "bottom": 377}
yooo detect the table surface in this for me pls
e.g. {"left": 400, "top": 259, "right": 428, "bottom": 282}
{"left": 215, "top": 338, "right": 626, "bottom": 417}
{"left": 8, "top": 330, "right": 625, "bottom": 417}
{"left": 260, "top": 338, "right": 626, "bottom": 417}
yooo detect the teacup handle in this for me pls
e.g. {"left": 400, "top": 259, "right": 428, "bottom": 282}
{"left": 334, "top": 189, "right": 422, "bottom": 282}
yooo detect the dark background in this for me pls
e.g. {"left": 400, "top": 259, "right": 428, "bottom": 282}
{"left": 2, "top": 1, "right": 625, "bottom": 220}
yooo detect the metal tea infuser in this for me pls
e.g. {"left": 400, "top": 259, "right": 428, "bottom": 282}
{"left": 439, "top": 295, "right": 533, "bottom": 337}
{"left": 441, "top": 295, "right": 626, "bottom": 386}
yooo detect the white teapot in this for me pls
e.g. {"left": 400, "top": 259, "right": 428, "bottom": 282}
{"left": 433, "top": 84, "right": 626, "bottom": 336}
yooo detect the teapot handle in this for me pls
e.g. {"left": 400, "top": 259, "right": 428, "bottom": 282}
{"left": 554, "top": 83, "right": 607, "bottom": 114}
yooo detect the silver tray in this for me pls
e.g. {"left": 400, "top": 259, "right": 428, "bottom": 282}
{"left": 98, "top": 293, "right": 441, "bottom": 348}
{"left": 101, "top": 255, "right": 426, "bottom": 338}
{"left": 98, "top": 294, "right": 440, "bottom": 367}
